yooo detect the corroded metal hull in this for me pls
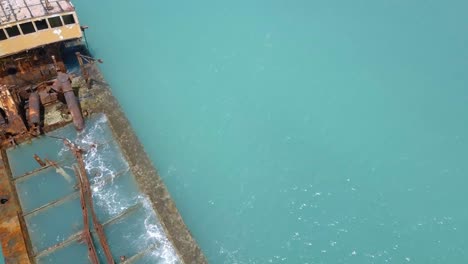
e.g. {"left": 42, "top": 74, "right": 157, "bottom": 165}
{"left": 0, "top": 0, "right": 206, "bottom": 262}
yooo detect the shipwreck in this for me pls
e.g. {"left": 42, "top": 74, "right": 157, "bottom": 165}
{"left": 0, "top": 1, "right": 205, "bottom": 263}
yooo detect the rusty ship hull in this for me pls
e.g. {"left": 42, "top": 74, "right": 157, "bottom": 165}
{"left": 0, "top": 1, "right": 205, "bottom": 263}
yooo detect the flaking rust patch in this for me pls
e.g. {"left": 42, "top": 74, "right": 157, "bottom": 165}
{"left": 0, "top": 153, "right": 32, "bottom": 263}
{"left": 0, "top": 216, "right": 30, "bottom": 263}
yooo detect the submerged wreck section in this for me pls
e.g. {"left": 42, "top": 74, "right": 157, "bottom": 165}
{"left": 0, "top": 0, "right": 206, "bottom": 263}
{"left": 5, "top": 115, "right": 182, "bottom": 263}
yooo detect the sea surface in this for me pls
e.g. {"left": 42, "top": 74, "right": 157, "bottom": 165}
{"left": 74, "top": 1, "right": 468, "bottom": 263}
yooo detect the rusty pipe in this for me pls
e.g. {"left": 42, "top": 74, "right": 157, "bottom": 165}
{"left": 28, "top": 92, "right": 40, "bottom": 126}
{"left": 56, "top": 72, "right": 84, "bottom": 131}
{"left": 64, "top": 91, "right": 84, "bottom": 131}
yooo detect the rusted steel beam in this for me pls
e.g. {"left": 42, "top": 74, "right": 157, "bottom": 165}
{"left": 44, "top": 158, "right": 59, "bottom": 168}
{"left": 34, "top": 232, "right": 82, "bottom": 259}
{"left": 33, "top": 154, "right": 46, "bottom": 167}
{"left": 102, "top": 203, "right": 141, "bottom": 227}
{"left": 120, "top": 242, "right": 158, "bottom": 264}
{"left": 75, "top": 52, "right": 104, "bottom": 90}
{"left": 23, "top": 168, "right": 128, "bottom": 218}
{"left": 14, "top": 164, "right": 54, "bottom": 182}
{"left": 23, "top": 192, "right": 79, "bottom": 218}
{"left": 34, "top": 202, "right": 141, "bottom": 259}
{"left": 17, "top": 210, "right": 35, "bottom": 260}
{"left": 65, "top": 139, "right": 115, "bottom": 264}
{"left": 76, "top": 149, "right": 115, "bottom": 264}
{"left": 73, "top": 165, "right": 99, "bottom": 264}
{"left": 76, "top": 52, "right": 90, "bottom": 88}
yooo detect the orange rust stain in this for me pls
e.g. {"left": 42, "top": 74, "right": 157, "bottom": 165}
{"left": 0, "top": 85, "right": 27, "bottom": 136}
{"left": 0, "top": 216, "right": 31, "bottom": 264}
{"left": 0, "top": 154, "right": 32, "bottom": 264}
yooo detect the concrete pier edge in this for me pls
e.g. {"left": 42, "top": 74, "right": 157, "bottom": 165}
{"left": 78, "top": 64, "right": 207, "bottom": 264}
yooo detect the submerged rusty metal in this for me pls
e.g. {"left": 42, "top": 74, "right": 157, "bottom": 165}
{"left": 33, "top": 154, "right": 47, "bottom": 167}
{"left": 65, "top": 139, "right": 115, "bottom": 264}
{"left": 73, "top": 164, "right": 100, "bottom": 264}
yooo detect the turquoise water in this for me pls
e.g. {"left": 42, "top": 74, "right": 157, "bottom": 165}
{"left": 74, "top": 1, "right": 468, "bottom": 263}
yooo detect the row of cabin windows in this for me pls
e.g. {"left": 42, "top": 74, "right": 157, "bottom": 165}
{"left": 0, "top": 14, "right": 76, "bottom": 41}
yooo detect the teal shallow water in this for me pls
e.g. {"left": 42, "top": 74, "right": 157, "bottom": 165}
{"left": 75, "top": 1, "right": 468, "bottom": 263}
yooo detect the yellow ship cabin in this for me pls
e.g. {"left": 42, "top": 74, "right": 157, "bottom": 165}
{"left": 0, "top": 0, "right": 82, "bottom": 58}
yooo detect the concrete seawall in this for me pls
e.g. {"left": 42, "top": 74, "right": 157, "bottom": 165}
{"left": 76, "top": 64, "right": 207, "bottom": 264}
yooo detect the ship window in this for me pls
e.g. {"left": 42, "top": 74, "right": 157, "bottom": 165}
{"left": 35, "top": 19, "right": 49, "bottom": 30}
{"left": 20, "top": 22, "right": 36, "bottom": 34}
{"left": 0, "top": 29, "right": 7, "bottom": 40}
{"left": 62, "top": 14, "right": 75, "bottom": 25}
{"left": 5, "top": 25, "right": 21, "bottom": 37}
{"left": 48, "top": 16, "right": 63, "bottom": 28}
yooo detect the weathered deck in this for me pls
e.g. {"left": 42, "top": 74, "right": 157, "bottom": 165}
{"left": 0, "top": 151, "right": 32, "bottom": 264}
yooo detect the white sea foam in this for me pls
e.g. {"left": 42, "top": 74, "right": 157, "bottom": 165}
{"left": 62, "top": 115, "right": 180, "bottom": 263}
{"left": 141, "top": 198, "right": 180, "bottom": 264}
